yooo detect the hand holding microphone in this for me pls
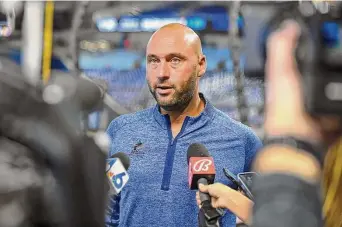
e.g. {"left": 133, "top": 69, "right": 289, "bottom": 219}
{"left": 188, "top": 143, "right": 254, "bottom": 225}
{"left": 187, "top": 143, "right": 223, "bottom": 227}
{"left": 196, "top": 183, "right": 237, "bottom": 209}
{"left": 196, "top": 183, "right": 253, "bottom": 225}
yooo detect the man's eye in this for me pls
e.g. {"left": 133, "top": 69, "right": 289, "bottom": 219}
{"left": 148, "top": 58, "right": 159, "bottom": 63}
{"left": 170, "top": 58, "right": 181, "bottom": 64}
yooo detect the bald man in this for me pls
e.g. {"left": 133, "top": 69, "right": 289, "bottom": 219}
{"left": 106, "top": 23, "right": 262, "bottom": 227}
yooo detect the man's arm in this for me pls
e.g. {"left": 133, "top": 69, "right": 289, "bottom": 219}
{"left": 244, "top": 129, "right": 263, "bottom": 172}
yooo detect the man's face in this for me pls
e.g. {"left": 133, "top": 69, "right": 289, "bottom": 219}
{"left": 146, "top": 31, "right": 201, "bottom": 111}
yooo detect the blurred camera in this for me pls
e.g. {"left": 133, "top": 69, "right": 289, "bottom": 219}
{"left": 261, "top": 1, "right": 342, "bottom": 116}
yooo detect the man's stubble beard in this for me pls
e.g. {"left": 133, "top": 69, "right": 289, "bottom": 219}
{"left": 148, "top": 71, "right": 198, "bottom": 112}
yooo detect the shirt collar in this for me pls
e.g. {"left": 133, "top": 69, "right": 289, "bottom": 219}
{"left": 152, "top": 93, "right": 215, "bottom": 129}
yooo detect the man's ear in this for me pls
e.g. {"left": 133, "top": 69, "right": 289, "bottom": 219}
{"left": 198, "top": 55, "right": 207, "bottom": 78}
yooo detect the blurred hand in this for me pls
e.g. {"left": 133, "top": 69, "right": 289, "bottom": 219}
{"left": 264, "top": 20, "right": 342, "bottom": 147}
{"left": 196, "top": 183, "right": 232, "bottom": 209}
{"left": 196, "top": 183, "right": 253, "bottom": 224}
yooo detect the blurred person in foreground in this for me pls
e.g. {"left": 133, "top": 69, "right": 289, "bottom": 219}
{"left": 105, "top": 23, "right": 262, "bottom": 227}
{"left": 0, "top": 67, "right": 107, "bottom": 227}
{"left": 196, "top": 21, "right": 342, "bottom": 227}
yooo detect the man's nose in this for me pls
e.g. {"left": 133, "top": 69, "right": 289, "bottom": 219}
{"left": 157, "top": 61, "right": 170, "bottom": 80}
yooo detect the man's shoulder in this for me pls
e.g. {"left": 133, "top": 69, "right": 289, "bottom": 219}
{"left": 113, "top": 107, "right": 152, "bottom": 123}
{"left": 211, "top": 107, "right": 261, "bottom": 142}
{"left": 107, "top": 107, "right": 154, "bottom": 133}
{"left": 211, "top": 108, "right": 248, "bottom": 132}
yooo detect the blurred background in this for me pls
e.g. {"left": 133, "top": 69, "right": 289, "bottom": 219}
{"left": 0, "top": 1, "right": 285, "bottom": 137}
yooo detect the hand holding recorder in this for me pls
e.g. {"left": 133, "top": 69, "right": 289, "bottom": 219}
{"left": 196, "top": 183, "right": 253, "bottom": 225}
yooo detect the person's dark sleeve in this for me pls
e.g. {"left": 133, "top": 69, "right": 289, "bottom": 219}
{"left": 251, "top": 174, "right": 323, "bottom": 227}
{"left": 105, "top": 194, "right": 121, "bottom": 227}
{"left": 105, "top": 119, "right": 121, "bottom": 227}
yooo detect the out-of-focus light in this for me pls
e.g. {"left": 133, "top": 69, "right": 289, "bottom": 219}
{"left": 80, "top": 40, "right": 111, "bottom": 52}
{"left": 118, "top": 17, "right": 140, "bottom": 32}
{"left": 96, "top": 18, "right": 118, "bottom": 32}
{"left": 321, "top": 22, "right": 340, "bottom": 47}
{"left": 140, "top": 17, "right": 186, "bottom": 31}
{"left": 187, "top": 16, "right": 206, "bottom": 30}
{"left": 0, "top": 24, "right": 12, "bottom": 37}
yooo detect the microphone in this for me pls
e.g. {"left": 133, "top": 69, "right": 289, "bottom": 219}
{"left": 187, "top": 143, "right": 215, "bottom": 190}
{"left": 187, "top": 143, "right": 223, "bottom": 227}
{"left": 106, "top": 152, "right": 130, "bottom": 195}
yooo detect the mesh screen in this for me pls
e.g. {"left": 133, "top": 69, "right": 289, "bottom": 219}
{"left": 84, "top": 69, "right": 264, "bottom": 126}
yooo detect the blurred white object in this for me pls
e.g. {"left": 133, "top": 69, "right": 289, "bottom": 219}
{"left": 0, "top": 0, "right": 23, "bottom": 33}
{"left": 0, "top": 0, "right": 23, "bottom": 14}
{"left": 21, "top": 1, "right": 44, "bottom": 86}
{"left": 93, "top": 131, "right": 111, "bottom": 155}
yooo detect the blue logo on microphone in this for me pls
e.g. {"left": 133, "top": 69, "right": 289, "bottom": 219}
{"left": 106, "top": 159, "right": 116, "bottom": 172}
{"left": 112, "top": 172, "right": 127, "bottom": 189}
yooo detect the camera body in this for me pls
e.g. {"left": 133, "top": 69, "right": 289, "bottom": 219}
{"left": 261, "top": 1, "right": 342, "bottom": 116}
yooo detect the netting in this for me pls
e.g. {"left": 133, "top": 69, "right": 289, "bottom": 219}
{"left": 84, "top": 69, "right": 264, "bottom": 126}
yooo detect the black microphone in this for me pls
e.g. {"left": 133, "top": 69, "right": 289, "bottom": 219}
{"left": 187, "top": 143, "right": 223, "bottom": 227}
